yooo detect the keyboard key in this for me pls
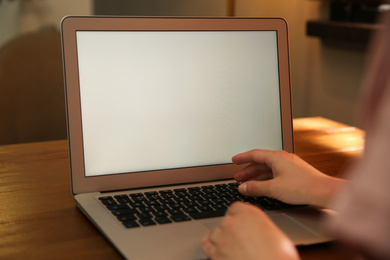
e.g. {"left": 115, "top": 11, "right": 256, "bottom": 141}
{"left": 188, "top": 194, "right": 203, "bottom": 201}
{"left": 198, "top": 205, "right": 214, "bottom": 212}
{"left": 202, "top": 188, "right": 216, "bottom": 194}
{"left": 114, "top": 194, "right": 129, "bottom": 199}
{"left": 112, "top": 209, "right": 138, "bottom": 216}
{"left": 98, "top": 196, "right": 114, "bottom": 201}
{"left": 144, "top": 200, "right": 161, "bottom": 207}
{"left": 123, "top": 221, "right": 140, "bottom": 228}
{"left": 117, "top": 214, "right": 137, "bottom": 222}
{"left": 228, "top": 182, "right": 239, "bottom": 188}
{"left": 169, "top": 203, "right": 183, "bottom": 210}
{"left": 182, "top": 201, "right": 198, "bottom": 208}
{"left": 139, "top": 218, "right": 156, "bottom": 226}
{"left": 100, "top": 198, "right": 117, "bottom": 206}
{"left": 152, "top": 211, "right": 168, "bottom": 218}
{"left": 170, "top": 215, "right": 191, "bottom": 222}
{"left": 168, "top": 209, "right": 184, "bottom": 216}
{"left": 130, "top": 193, "right": 144, "bottom": 197}
{"left": 145, "top": 193, "right": 162, "bottom": 201}
{"left": 154, "top": 204, "right": 169, "bottom": 211}
{"left": 160, "top": 198, "right": 175, "bottom": 204}
{"left": 210, "top": 198, "right": 226, "bottom": 204}
{"left": 253, "top": 197, "right": 282, "bottom": 210}
{"left": 187, "top": 189, "right": 202, "bottom": 195}
{"left": 138, "top": 207, "right": 155, "bottom": 213}
{"left": 116, "top": 197, "right": 132, "bottom": 204}
{"left": 189, "top": 209, "right": 226, "bottom": 220}
{"left": 176, "top": 198, "right": 190, "bottom": 204}
{"left": 132, "top": 196, "right": 147, "bottom": 202}
{"left": 217, "top": 192, "right": 231, "bottom": 197}
{"left": 159, "top": 189, "right": 173, "bottom": 193}
{"left": 137, "top": 212, "right": 153, "bottom": 219}
{"left": 155, "top": 216, "right": 172, "bottom": 224}
{"left": 145, "top": 191, "right": 158, "bottom": 196}
{"left": 175, "top": 191, "right": 190, "bottom": 197}
{"left": 188, "top": 187, "right": 201, "bottom": 190}
{"left": 212, "top": 204, "right": 228, "bottom": 210}
{"left": 197, "top": 200, "right": 211, "bottom": 206}
{"left": 183, "top": 207, "right": 199, "bottom": 214}
{"left": 129, "top": 201, "right": 146, "bottom": 208}
{"left": 106, "top": 204, "right": 130, "bottom": 210}
{"left": 161, "top": 193, "right": 177, "bottom": 200}
{"left": 173, "top": 188, "right": 187, "bottom": 193}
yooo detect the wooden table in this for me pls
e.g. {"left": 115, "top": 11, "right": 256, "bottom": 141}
{"left": 0, "top": 117, "right": 365, "bottom": 259}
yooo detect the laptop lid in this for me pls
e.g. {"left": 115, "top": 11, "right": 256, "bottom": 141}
{"left": 61, "top": 16, "right": 293, "bottom": 195}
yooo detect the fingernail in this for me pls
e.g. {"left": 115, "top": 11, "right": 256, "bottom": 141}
{"left": 238, "top": 183, "right": 247, "bottom": 195}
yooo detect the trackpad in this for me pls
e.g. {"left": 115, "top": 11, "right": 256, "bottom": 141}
{"left": 270, "top": 214, "right": 319, "bottom": 243}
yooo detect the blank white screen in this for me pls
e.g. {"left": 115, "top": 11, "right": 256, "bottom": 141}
{"left": 76, "top": 30, "right": 282, "bottom": 177}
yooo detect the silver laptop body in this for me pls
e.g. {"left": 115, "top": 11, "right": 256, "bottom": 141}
{"left": 61, "top": 16, "right": 332, "bottom": 260}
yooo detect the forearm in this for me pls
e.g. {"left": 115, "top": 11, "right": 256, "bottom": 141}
{"left": 308, "top": 175, "right": 347, "bottom": 209}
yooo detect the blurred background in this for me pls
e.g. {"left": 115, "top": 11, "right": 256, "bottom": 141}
{"left": 0, "top": 0, "right": 386, "bottom": 145}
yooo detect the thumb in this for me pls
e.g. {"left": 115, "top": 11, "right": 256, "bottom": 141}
{"left": 238, "top": 180, "right": 272, "bottom": 197}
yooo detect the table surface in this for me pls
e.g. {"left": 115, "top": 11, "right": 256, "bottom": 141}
{"left": 0, "top": 117, "right": 365, "bottom": 260}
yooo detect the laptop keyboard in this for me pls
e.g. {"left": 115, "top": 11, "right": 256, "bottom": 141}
{"left": 98, "top": 182, "right": 302, "bottom": 228}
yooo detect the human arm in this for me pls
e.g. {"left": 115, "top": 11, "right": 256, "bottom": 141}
{"left": 202, "top": 149, "right": 346, "bottom": 260}
{"left": 202, "top": 201, "right": 299, "bottom": 260}
{"left": 232, "top": 149, "right": 346, "bottom": 209}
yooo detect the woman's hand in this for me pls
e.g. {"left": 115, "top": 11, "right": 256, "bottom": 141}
{"left": 232, "top": 149, "right": 345, "bottom": 208}
{"left": 202, "top": 202, "right": 299, "bottom": 260}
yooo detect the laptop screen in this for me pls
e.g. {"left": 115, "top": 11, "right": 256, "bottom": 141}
{"left": 75, "top": 30, "right": 282, "bottom": 177}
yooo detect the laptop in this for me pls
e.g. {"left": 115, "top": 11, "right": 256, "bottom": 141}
{"left": 61, "top": 16, "right": 332, "bottom": 260}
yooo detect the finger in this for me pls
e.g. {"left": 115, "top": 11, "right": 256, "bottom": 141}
{"left": 234, "top": 163, "right": 272, "bottom": 182}
{"left": 238, "top": 180, "right": 273, "bottom": 197}
{"left": 232, "top": 149, "right": 275, "bottom": 165}
{"left": 226, "top": 202, "right": 267, "bottom": 220}
{"left": 250, "top": 172, "right": 274, "bottom": 181}
{"left": 225, "top": 201, "right": 249, "bottom": 216}
{"left": 202, "top": 226, "right": 223, "bottom": 258}
{"left": 201, "top": 236, "right": 216, "bottom": 258}
{"left": 208, "top": 226, "right": 222, "bottom": 245}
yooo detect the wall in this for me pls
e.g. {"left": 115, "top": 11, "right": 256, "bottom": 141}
{"left": 306, "top": 43, "right": 367, "bottom": 126}
{"left": 0, "top": 0, "right": 367, "bottom": 126}
{"left": 94, "top": 0, "right": 228, "bottom": 16}
{"left": 43, "top": 0, "right": 92, "bottom": 28}
{"left": 0, "top": 0, "right": 20, "bottom": 47}
{"left": 0, "top": 0, "right": 92, "bottom": 45}
{"left": 236, "top": 0, "right": 367, "bottom": 126}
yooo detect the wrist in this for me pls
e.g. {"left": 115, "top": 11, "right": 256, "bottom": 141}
{"left": 311, "top": 175, "right": 346, "bottom": 209}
